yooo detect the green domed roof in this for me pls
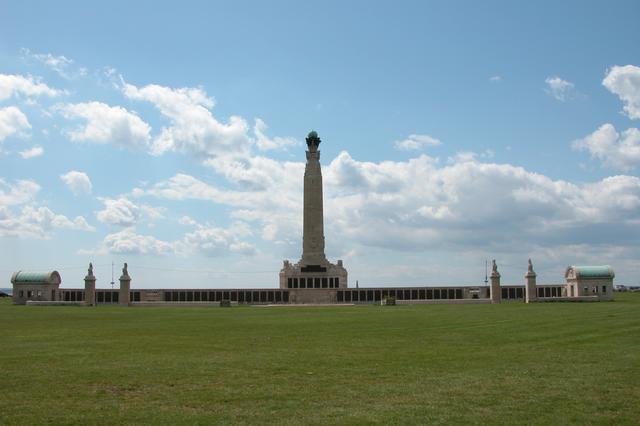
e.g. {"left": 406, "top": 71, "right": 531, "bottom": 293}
{"left": 11, "top": 270, "right": 61, "bottom": 285}
{"left": 565, "top": 266, "right": 614, "bottom": 279}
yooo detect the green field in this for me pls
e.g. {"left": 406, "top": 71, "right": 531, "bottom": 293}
{"left": 1, "top": 294, "right": 639, "bottom": 425}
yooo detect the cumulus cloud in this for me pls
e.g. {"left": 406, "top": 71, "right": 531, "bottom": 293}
{"left": 19, "top": 146, "right": 44, "bottom": 159}
{"left": 394, "top": 134, "right": 442, "bottom": 151}
{"left": 184, "top": 221, "right": 256, "bottom": 256}
{"left": 0, "top": 205, "right": 94, "bottom": 238}
{"left": 0, "top": 106, "right": 31, "bottom": 141}
{"left": 0, "top": 74, "right": 63, "bottom": 101}
{"left": 143, "top": 162, "right": 303, "bottom": 245}
{"left": 602, "top": 65, "right": 640, "bottom": 120}
{"left": 139, "top": 151, "right": 640, "bottom": 259}
{"left": 96, "top": 197, "right": 164, "bottom": 227}
{"left": 447, "top": 149, "right": 494, "bottom": 164}
{"left": 179, "top": 216, "right": 197, "bottom": 226}
{"left": 96, "top": 198, "right": 140, "bottom": 227}
{"left": 572, "top": 123, "right": 640, "bottom": 171}
{"left": 21, "top": 48, "right": 87, "bottom": 79}
{"left": 324, "top": 152, "right": 640, "bottom": 252}
{"left": 60, "top": 170, "right": 92, "bottom": 195}
{"left": 103, "top": 228, "right": 178, "bottom": 255}
{"left": 545, "top": 76, "right": 575, "bottom": 101}
{"left": 253, "top": 118, "right": 298, "bottom": 150}
{"left": 122, "top": 81, "right": 250, "bottom": 158}
{"left": 0, "top": 177, "right": 94, "bottom": 238}
{"left": 57, "top": 101, "right": 151, "bottom": 149}
{"left": 0, "top": 178, "right": 40, "bottom": 205}
{"left": 94, "top": 218, "right": 255, "bottom": 257}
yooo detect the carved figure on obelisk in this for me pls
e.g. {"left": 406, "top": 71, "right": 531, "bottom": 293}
{"left": 491, "top": 259, "right": 500, "bottom": 277}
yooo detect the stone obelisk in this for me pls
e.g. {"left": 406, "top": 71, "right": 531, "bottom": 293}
{"left": 279, "top": 131, "right": 348, "bottom": 295}
{"left": 301, "top": 131, "right": 328, "bottom": 267}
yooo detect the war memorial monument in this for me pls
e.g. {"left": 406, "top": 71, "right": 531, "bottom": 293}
{"left": 11, "top": 132, "right": 615, "bottom": 306}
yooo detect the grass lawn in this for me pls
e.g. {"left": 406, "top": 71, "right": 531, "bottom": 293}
{"left": 1, "top": 294, "right": 639, "bottom": 425}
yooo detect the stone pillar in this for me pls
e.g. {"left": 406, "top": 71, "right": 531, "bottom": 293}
{"left": 525, "top": 258, "right": 537, "bottom": 303}
{"left": 84, "top": 262, "right": 96, "bottom": 306}
{"left": 490, "top": 259, "right": 501, "bottom": 304}
{"left": 301, "top": 131, "right": 328, "bottom": 266}
{"left": 119, "top": 262, "right": 131, "bottom": 306}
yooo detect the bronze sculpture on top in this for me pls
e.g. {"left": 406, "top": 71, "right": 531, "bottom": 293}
{"left": 279, "top": 131, "right": 348, "bottom": 301}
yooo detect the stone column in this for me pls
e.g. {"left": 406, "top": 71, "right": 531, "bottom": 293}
{"left": 119, "top": 262, "right": 131, "bottom": 306}
{"left": 525, "top": 258, "right": 537, "bottom": 303}
{"left": 84, "top": 262, "right": 96, "bottom": 306}
{"left": 301, "top": 131, "right": 328, "bottom": 266}
{"left": 490, "top": 259, "right": 501, "bottom": 304}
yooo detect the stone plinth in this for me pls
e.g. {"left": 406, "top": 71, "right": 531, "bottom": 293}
{"left": 119, "top": 263, "right": 131, "bottom": 306}
{"left": 84, "top": 275, "right": 96, "bottom": 306}
{"left": 287, "top": 289, "right": 339, "bottom": 304}
{"left": 119, "top": 276, "right": 130, "bottom": 306}
{"left": 279, "top": 259, "right": 348, "bottom": 290}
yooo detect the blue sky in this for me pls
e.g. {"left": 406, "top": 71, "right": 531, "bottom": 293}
{"left": 1, "top": 1, "right": 639, "bottom": 288}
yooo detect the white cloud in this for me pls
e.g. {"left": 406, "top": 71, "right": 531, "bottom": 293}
{"left": 47, "top": 211, "right": 95, "bottom": 232}
{"left": 57, "top": 101, "right": 151, "bottom": 149}
{"left": 184, "top": 221, "right": 256, "bottom": 256}
{"left": 96, "top": 197, "right": 164, "bottom": 227}
{"left": 545, "top": 76, "right": 575, "bottom": 101}
{"left": 96, "top": 198, "right": 140, "bottom": 227}
{"left": 21, "top": 48, "right": 86, "bottom": 79}
{"left": 489, "top": 75, "right": 502, "bottom": 82}
{"left": 139, "top": 204, "right": 165, "bottom": 221}
{"left": 0, "top": 178, "right": 40, "bottom": 205}
{"left": 140, "top": 150, "right": 640, "bottom": 260}
{"left": 394, "top": 134, "right": 442, "bottom": 151}
{"left": 0, "top": 74, "right": 63, "bottom": 101}
{"left": 22, "top": 48, "right": 73, "bottom": 78}
{"left": 60, "top": 170, "right": 92, "bottom": 195}
{"left": 0, "top": 205, "right": 94, "bottom": 238}
{"left": 103, "top": 228, "right": 178, "bottom": 255}
{"left": 0, "top": 177, "right": 94, "bottom": 238}
{"left": 122, "top": 80, "right": 250, "bottom": 159}
{"left": 19, "top": 146, "right": 44, "bottom": 159}
{"left": 325, "top": 152, "right": 640, "bottom": 252}
{"left": 144, "top": 160, "right": 303, "bottom": 245}
{"left": 602, "top": 65, "right": 640, "bottom": 120}
{"left": 204, "top": 155, "right": 304, "bottom": 191}
{"left": 253, "top": 118, "right": 298, "bottom": 150}
{"left": 179, "top": 216, "right": 197, "bottom": 226}
{"left": 94, "top": 219, "right": 255, "bottom": 257}
{"left": 572, "top": 123, "right": 640, "bottom": 171}
{"left": 447, "top": 149, "right": 494, "bottom": 164}
{"left": 0, "top": 106, "right": 31, "bottom": 141}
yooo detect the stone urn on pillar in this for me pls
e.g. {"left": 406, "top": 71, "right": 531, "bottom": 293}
{"left": 119, "top": 262, "right": 131, "bottom": 306}
{"left": 490, "top": 259, "right": 501, "bottom": 304}
{"left": 84, "top": 262, "right": 96, "bottom": 307}
{"left": 525, "top": 258, "right": 537, "bottom": 304}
